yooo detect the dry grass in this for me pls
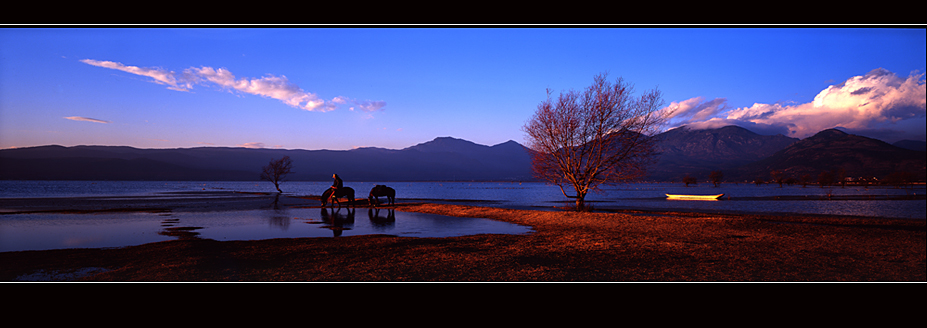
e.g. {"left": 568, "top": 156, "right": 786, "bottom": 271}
{"left": 1, "top": 203, "right": 923, "bottom": 282}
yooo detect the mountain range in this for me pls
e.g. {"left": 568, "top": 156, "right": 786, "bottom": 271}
{"left": 725, "top": 129, "right": 926, "bottom": 182}
{"left": 1, "top": 126, "right": 924, "bottom": 182}
{"left": 648, "top": 126, "right": 925, "bottom": 182}
{"left": 0, "top": 137, "right": 534, "bottom": 182}
{"left": 648, "top": 125, "right": 800, "bottom": 181}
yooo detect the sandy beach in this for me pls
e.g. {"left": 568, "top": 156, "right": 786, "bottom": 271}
{"left": 1, "top": 192, "right": 924, "bottom": 282}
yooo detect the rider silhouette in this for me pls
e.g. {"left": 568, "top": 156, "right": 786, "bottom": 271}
{"left": 329, "top": 174, "right": 343, "bottom": 203}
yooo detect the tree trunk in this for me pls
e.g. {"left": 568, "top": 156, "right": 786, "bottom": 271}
{"left": 558, "top": 185, "right": 588, "bottom": 211}
{"left": 575, "top": 192, "right": 586, "bottom": 211}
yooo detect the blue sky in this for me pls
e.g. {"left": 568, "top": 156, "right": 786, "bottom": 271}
{"left": 1, "top": 27, "right": 924, "bottom": 150}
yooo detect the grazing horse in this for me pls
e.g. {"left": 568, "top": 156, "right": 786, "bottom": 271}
{"left": 368, "top": 185, "right": 395, "bottom": 206}
{"left": 321, "top": 187, "right": 355, "bottom": 207}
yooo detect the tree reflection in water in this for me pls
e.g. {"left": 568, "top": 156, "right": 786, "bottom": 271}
{"left": 264, "top": 195, "right": 291, "bottom": 230}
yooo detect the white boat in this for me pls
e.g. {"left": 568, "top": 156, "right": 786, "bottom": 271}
{"left": 666, "top": 193, "right": 724, "bottom": 200}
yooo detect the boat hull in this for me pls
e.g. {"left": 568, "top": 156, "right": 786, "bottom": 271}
{"left": 666, "top": 194, "right": 724, "bottom": 200}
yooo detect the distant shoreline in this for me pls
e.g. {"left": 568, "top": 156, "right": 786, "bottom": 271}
{"left": 2, "top": 190, "right": 924, "bottom": 220}
{"left": 2, "top": 188, "right": 925, "bottom": 219}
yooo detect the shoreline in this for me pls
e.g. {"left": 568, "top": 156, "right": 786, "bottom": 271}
{"left": 2, "top": 191, "right": 923, "bottom": 220}
{"left": 1, "top": 194, "right": 924, "bottom": 282}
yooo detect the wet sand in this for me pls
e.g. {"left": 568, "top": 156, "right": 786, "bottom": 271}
{"left": 1, "top": 192, "right": 924, "bottom": 282}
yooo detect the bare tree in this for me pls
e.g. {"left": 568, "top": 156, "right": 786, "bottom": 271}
{"left": 522, "top": 73, "right": 668, "bottom": 210}
{"left": 709, "top": 170, "right": 723, "bottom": 187}
{"left": 800, "top": 174, "right": 812, "bottom": 188}
{"left": 770, "top": 170, "right": 785, "bottom": 188}
{"left": 837, "top": 167, "right": 847, "bottom": 188}
{"left": 818, "top": 170, "right": 835, "bottom": 188}
{"left": 682, "top": 174, "right": 697, "bottom": 187}
{"left": 260, "top": 156, "right": 293, "bottom": 193}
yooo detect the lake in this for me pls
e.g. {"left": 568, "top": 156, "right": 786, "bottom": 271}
{"left": 1, "top": 180, "right": 924, "bottom": 252}
{"left": 0, "top": 206, "right": 533, "bottom": 252}
{"left": 2, "top": 180, "right": 924, "bottom": 218}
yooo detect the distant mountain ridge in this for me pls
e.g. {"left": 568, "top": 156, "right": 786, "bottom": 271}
{"left": 1, "top": 128, "right": 924, "bottom": 183}
{"left": 0, "top": 137, "right": 535, "bottom": 182}
{"left": 726, "top": 128, "right": 926, "bottom": 181}
{"left": 647, "top": 125, "right": 798, "bottom": 181}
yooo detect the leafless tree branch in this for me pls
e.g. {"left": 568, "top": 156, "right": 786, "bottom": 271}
{"left": 523, "top": 73, "right": 671, "bottom": 210}
{"left": 260, "top": 156, "right": 293, "bottom": 193}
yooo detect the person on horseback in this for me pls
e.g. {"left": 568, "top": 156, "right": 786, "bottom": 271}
{"left": 329, "top": 174, "right": 343, "bottom": 204}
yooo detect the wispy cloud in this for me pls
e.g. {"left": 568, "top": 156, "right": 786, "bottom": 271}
{"left": 237, "top": 142, "right": 266, "bottom": 149}
{"left": 80, "top": 59, "right": 385, "bottom": 113}
{"left": 334, "top": 96, "right": 387, "bottom": 112}
{"left": 664, "top": 68, "right": 926, "bottom": 141}
{"left": 663, "top": 96, "right": 730, "bottom": 127}
{"left": 64, "top": 116, "right": 110, "bottom": 124}
{"left": 80, "top": 59, "right": 194, "bottom": 92}
{"left": 236, "top": 142, "right": 284, "bottom": 149}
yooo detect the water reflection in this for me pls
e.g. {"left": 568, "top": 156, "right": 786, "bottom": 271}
{"left": 318, "top": 207, "right": 355, "bottom": 237}
{"left": 157, "top": 212, "right": 202, "bottom": 240}
{"left": 264, "top": 200, "right": 292, "bottom": 230}
{"left": 271, "top": 193, "right": 282, "bottom": 209}
{"left": 1, "top": 206, "right": 533, "bottom": 252}
{"left": 368, "top": 208, "right": 396, "bottom": 231}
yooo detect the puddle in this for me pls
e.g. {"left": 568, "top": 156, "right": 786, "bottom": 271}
{"left": 0, "top": 207, "right": 533, "bottom": 252}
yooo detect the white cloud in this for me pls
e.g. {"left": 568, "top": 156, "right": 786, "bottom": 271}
{"left": 663, "top": 96, "right": 730, "bottom": 127}
{"left": 64, "top": 116, "right": 110, "bottom": 124}
{"left": 663, "top": 68, "right": 926, "bottom": 141}
{"left": 81, "top": 59, "right": 385, "bottom": 113}
{"left": 337, "top": 96, "right": 387, "bottom": 112}
{"left": 236, "top": 142, "right": 285, "bottom": 149}
{"left": 187, "top": 67, "right": 328, "bottom": 111}
{"left": 353, "top": 100, "right": 387, "bottom": 112}
{"left": 80, "top": 59, "right": 193, "bottom": 92}
{"left": 237, "top": 142, "right": 265, "bottom": 149}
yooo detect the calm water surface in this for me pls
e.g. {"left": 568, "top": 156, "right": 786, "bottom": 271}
{"left": 1, "top": 180, "right": 924, "bottom": 218}
{"left": 1, "top": 180, "right": 923, "bottom": 252}
{"left": 1, "top": 207, "right": 531, "bottom": 252}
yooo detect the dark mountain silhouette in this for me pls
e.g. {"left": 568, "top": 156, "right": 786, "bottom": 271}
{"left": 405, "top": 136, "right": 491, "bottom": 154}
{"left": 0, "top": 137, "right": 535, "bottom": 182}
{"left": 893, "top": 139, "right": 927, "bottom": 152}
{"left": 725, "top": 129, "right": 926, "bottom": 182}
{"left": 645, "top": 125, "right": 798, "bottom": 181}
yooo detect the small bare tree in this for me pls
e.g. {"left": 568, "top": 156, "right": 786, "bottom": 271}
{"left": 523, "top": 73, "right": 668, "bottom": 210}
{"left": 770, "top": 170, "right": 785, "bottom": 188}
{"left": 260, "top": 156, "right": 293, "bottom": 193}
{"left": 818, "top": 170, "right": 835, "bottom": 188}
{"left": 683, "top": 174, "right": 697, "bottom": 187}
{"left": 709, "top": 170, "right": 724, "bottom": 187}
{"left": 800, "top": 174, "right": 812, "bottom": 188}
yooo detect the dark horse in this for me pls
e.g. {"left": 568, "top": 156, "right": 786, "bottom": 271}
{"left": 368, "top": 185, "right": 395, "bottom": 206}
{"left": 321, "top": 187, "right": 355, "bottom": 207}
